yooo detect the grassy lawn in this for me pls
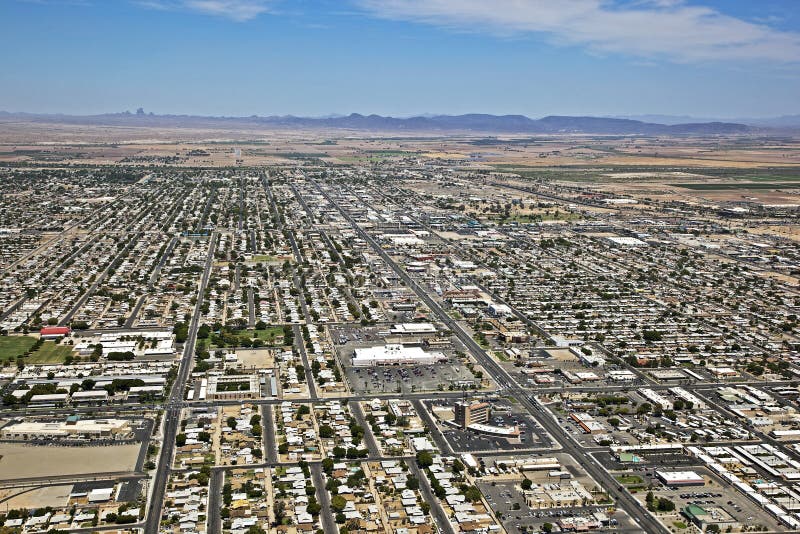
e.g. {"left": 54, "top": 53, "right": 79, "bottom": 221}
{"left": 0, "top": 335, "right": 37, "bottom": 363}
{"left": 251, "top": 254, "right": 277, "bottom": 263}
{"left": 27, "top": 341, "right": 73, "bottom": 364}
{"left": 673, "top": 521, "right": 688, "bottom": 529}
{"left": 253, "top": 326, "right": 285, "bottom": 344}
{"left": 615, "top": 474, "right": 644, "bottom": 485}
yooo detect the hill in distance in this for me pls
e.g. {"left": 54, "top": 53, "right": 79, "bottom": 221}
{"left": 0, "top": 110, "right": 760, "bottom": 135}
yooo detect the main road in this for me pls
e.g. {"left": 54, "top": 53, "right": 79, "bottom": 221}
{"left": 312, "top": 178, "right": 668, "bottom": 534}
{"left": 143, "top": 231, "right": 217, "bottom": 533}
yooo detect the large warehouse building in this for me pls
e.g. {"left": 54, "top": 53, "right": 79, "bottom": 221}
{"left": 352, "top": 344, "right": 446, "bottom": 367}
{"left": 1, "top": 417, "right": 131, "bottom": 440}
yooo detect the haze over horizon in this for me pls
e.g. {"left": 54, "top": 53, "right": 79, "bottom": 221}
{"left": 1, "top": 0, "right": 799, "bottom": 118}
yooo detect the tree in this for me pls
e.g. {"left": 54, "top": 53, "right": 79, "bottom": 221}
{"left": 330, "top": 495, "right": 347, "bottom": 512}
{"left": 322, "top": 457, "right": 334, "bottom": 475}
{"left": 451, "top": 459, "right": 464, "bottom": 473}
{"left": 416, "top": 450, "right": 433, "bottom": 468}
{"left": 643, "top": 329, "right": 663, "bottom": 342}
{"left": 521, "top": 478, "right": 532, "bottom": 490}
{"left": 273, "top": 501, "right": 286, "bottom": 524}
{"left": 319, "top": 425, "right": 334, "bottom": 438}
{"left": 406, "top": 475, "right": 419, "bottom": 490}
{"left": 542, "top": 523, "right": 553, "bottom": 533}
{"left": 197, "top": 324, "right": 211, "bottom": 339}
{"left": 306, "top": 497, "right": 321, "bottom": 515}
{"left": 463, "top": 486, "right": 482, "bottom": 502}
{"left": 227, "top": 416, "right": 238, "bottom": 430}
{"left": 175, "top": 434, "right": 187, "bottom": 447}
{"left": 657, "top": 497, "right": 675, "bottom": 512}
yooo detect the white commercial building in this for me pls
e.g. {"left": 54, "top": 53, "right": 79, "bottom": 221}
{"left": 352, "top": 344, "right": 445, "bottom": 367}
{"left": 656, "top": 470, "right": 705, "bottom": 486}
{"left": 389, "top": 323, "right": 437, "bottom": 335}
{"left": 1, "top": 418, "right": 130, "bottom": 440}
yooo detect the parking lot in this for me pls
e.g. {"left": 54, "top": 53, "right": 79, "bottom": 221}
{"left": 345, "top": 360, "right": 477, "bottom": 394}
{"left": 425, "top": 399, "right": 546, "bottom": 451}
{"left": 477, "top": 480, "right": 623, "bottom": 534}
{"left": 625, "top": 466, "right": 785, "bottom": 533}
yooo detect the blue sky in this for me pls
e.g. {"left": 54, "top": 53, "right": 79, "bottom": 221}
{"left": 1, "top": 0, "right": 799, "bottom": 118}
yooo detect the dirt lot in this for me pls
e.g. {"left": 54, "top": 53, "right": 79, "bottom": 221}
{"left": 235, "top": 348, "right": 275, "bottom": 368}
{"left": 0, "top": 443, "right": 140, "bottom": 479}
{"left": 0, "top": 484, "right": 72, "bottom": 508}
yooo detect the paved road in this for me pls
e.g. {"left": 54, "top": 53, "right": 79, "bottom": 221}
{"left": 407, "top": 459, "right": 456, "bottom": 534}
{"left": 149, "top": 236, "right": 177, "bottom": 288}
{"left": 412, "top": 399, "right": 453, "bottom": 454}
{"left": 5, "top": 378, "right": 783, "bottom": 420}
{"left": 0, "top": 472, "right": 146, "bottom": 490}
{"left": 293, "top": 323, "right": 318, "bottom": 399}
{"left": 348, "top": 400, "right": 380, "bottom": 456}
{"left": 261, "top": 405, "right": 279, "bottom": 463}
{"left": 144, "top": 232, "right": 217, "bottom": 533}
{"left": 310, "top": 462, "right": 337, "bottom": 533}
{"left": 286, "top": 230, "right": 304, "bottom": 264}
{"left": 125, "top": 294, "right": 146, "bottom": 328}
{"left": 314, "top": 178, "right": 668, "bottom": 534}
{"left": 247, "top": 287, "right": 256, "bottom": 327}
{"left": 207, "top": 469, "right": 224, "bottom": 533}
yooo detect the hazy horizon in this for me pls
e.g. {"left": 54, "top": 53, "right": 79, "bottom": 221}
{"left": 1, "top": 0, "right": 799, "bottom": 118}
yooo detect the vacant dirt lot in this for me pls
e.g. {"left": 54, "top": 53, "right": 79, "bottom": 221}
{"left": 0, "top": 443, "right": 140, "bottom": 479}
{"left": 0, "top": 484, "right": 72, "bottom": 508}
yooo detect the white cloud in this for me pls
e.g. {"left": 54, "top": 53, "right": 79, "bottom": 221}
{"left": 137, "top": 0, "right": 272, "bottom": 21}
{"left": 356, "top": 0, "right": 800, "bottom": 63}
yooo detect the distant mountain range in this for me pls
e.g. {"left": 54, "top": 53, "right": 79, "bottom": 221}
{"left": 1, "top": 110, "right": 791, "bottom": 135}
{"left": 612, "top": 114, "right": 800, "bottom": 128}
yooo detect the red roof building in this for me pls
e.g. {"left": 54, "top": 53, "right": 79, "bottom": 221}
{"left": 40, "top": 326, "right": 70, "bottom": 337}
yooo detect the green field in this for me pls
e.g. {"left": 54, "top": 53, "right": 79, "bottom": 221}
{"left": 0, "top": 336, "right": 37, "bottom": 363}
{"left": 250, "top": 254, "right": 278, "bottom": 263}
{"left": 199, "top": 326, "right": 286, "bottom": 350}
{"left": 494, "top": 351, "right": 509, "bottom": 362}
{"left": 253, "top": 326, "right": 285, "bottom": 344}
{"left": 614, "top": 474, "right": 644, "bottom": 485}
{"left": 27, "top": 341, "right": 73, "bottom": 364}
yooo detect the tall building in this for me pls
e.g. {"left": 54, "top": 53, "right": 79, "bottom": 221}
{"left": 454, "top": 400, "right": 489, "bottom": 429}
